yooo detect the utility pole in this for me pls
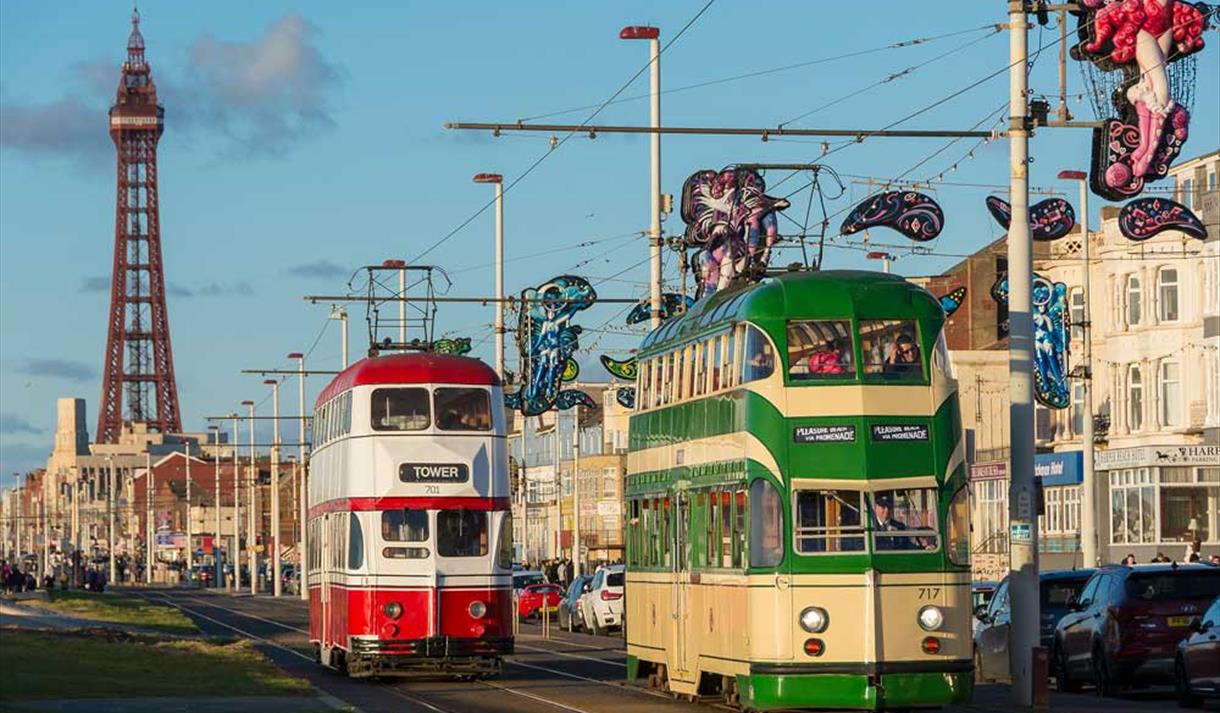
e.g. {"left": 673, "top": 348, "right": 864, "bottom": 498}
{"left": 145, "top": 451, "right": 153, "bottom": 585}
{"left": 209, "top": 425, "right": 222, "bottom": 587}
{"left": 185, "top": 445, "right": 193, "bottom": 572}
{"left": 108, "top": 456, "right": 117, "bottom": 585}
{"left": 398, "top": 263, "right": 407, "bottom": 349}
{"left": 247, "top": 400, "right": 257, "bottom": 596}
{"left": 572, "top": 402, "right": 582, "bottom": 578}
{"left": 1059, "top": 169, "right": 1096, "bottom": 567}
{"left": 266, "top": 379, "right": 282, "bottom": 597}
{"left": 473, "top": 173, "right": 506, "bottom": 378}
{"left": 1006, "top": 2, "right": 1039, "bottom": 706}
{"left": 619, "top": 25, "right": 663, "bottom": 330}
{"left": 232, "top": 410, "right": 244, "bottom": 593}
{"left": 329, "top": 308, "right": 349, "bottom": 369}
{"left": 289, "top": 352, "right": 309, "bottom": 601}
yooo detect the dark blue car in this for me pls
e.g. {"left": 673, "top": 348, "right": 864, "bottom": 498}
{"left": 973, "top": 569, "right": 1094, "bottom": 682}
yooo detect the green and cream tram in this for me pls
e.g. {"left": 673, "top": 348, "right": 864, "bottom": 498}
{"left": 624, "top": 270, "right": 972, "bottom": 711}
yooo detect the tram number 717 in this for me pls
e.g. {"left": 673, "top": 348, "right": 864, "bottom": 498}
{"left": 917, "top": 587, "right": 941, "bottom": 600}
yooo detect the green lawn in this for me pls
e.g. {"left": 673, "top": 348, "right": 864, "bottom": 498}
{"left": 20, "top": 590, "right": 197, "bottom": 634}
{"left": 0, "top": 630, "right": 313, "bottom": 700}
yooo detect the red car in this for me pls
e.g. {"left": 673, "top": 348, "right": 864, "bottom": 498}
{"left": 1054, "top": 563, "right": 1220, "bottom": 696}
{"left": 518, "top": 583, "right": 564, "bottom": 620}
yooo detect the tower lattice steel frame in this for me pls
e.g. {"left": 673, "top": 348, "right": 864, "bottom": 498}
{"left": 97, "top": 9, "right": 181, "bottom": 443}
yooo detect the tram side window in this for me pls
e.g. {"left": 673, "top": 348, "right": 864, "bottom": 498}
{"left": 749, "top": 479, "right": 783, "bottom": 568}
{"left": 733, "top": 489, "right": 746, "bottom": 568}
{"left": 946, "top": 486, "right": 970, "bottom": 566}
{"left": 740, "top": 324, "right": 775, "bottom": 383}
{"left": 661, "top": 499, "right": 672, "bottom": 568}
{"left": 438, "top": 510, "right": 489, "bottom": 557}
{"left": 794, "top": 490, "right": 866, "bottom": 554}
{"left": 859, "top": 320, "right": 923, "bottom": 380}
{"left": 496, "top": 514, "right": 513, "bottom": 569}
{"left": 787, "top": 320, "right": 855, "bottom": 381}
{"left": 349, "top": 513, "right": 365, "bottom": 570}
{"left": 343, "top": 391, "right": 352, "bottom": 435}
{"left": 870, "top": 488, "right": 939, "bottom": 551}
{"left": 725, "top": 330, "right": 738, "bottom": 388}
{"left": 435, "top": 388, "right": 491, "bottom": 431}
{"left": 371, "top": 388, "right": 430, "bottom": 431}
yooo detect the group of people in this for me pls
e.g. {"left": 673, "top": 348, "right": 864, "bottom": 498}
{"left": 1123, "top": 539, "right": 1220, "bottom": 565}
{"left": 798, "top": 331, "right": 921, "bottom": 377}
{"left": 1, "top": 559, "right": 37, "bottom": 594}
{"left": 533, "top": 557, "right": 575, "bottom": 587}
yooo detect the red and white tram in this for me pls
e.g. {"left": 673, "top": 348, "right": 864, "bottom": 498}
{"left": 307, "top": 353, "right": 513, "bottom": 678}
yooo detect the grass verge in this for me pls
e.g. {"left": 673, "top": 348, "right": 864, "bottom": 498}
{"left": 0, "top": 629, "right": 312, "bottom": 700}
{"left": 19, "top": 589, "right": 197, "bottom": 634}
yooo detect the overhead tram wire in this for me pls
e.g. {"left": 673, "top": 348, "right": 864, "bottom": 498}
{"left": 410, "top": 0, "right": 719, "bottom": 265}
{"left": 517, "top": 23, "right": 1004, "bottom": 123}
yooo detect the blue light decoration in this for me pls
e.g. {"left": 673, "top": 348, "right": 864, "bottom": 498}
{"left": 504, "top": 275, "right": 598, "bottom": 415}
{"left": 840, "top": 190, "right": 944, "bottom": 242}
{"left": 1117, "top": 196, "right": 1207, "bottom": 241}
{"left": 939, "top": 287, "right": 966, "bottom": 318}
{"left": 625, "top": 293, "right": 695, "bottom": 325}
{"left": 984, "top": 196, "right": 1077, "bottom": 241}
{"left": 615, "top": 387, "right": 636, "bottom": 409}
{"left": 681, "top": 168, "right": 790, "bottom": 298}
{"left": 991, "top": 273, "right": 1071, "bottom": 409}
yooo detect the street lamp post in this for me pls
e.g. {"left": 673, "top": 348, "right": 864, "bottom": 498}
{"left": 1059, "top": 169, "right": 1096, "bottom": 568}
{"left": 620, "top": 25, "right": 663, "bottom": 331}
{"left": 288, "top": 352, "right": 309, "bottom": 601}
{"left": 473, "top": 173, "right": 506, "bottom": 378}
{"left": 866, "top": 251, "right": 896, "bottom": 274}
{"left": 107, "top": 456, "right": 116, "bottom": 585}
{"left": 245, "top": 400, "right": 257, "bottom": 595}
{"left": 209, "top": 425, "right": 223, "bottom": 588}
{"left": 329, "top": 308, "right": 349, "bottom": 369}
{"left": 145, "top": 451, "right": 153, "bottom": 585}
{"left": 572, "top": 402, "right": 582, "bottom": 578}
{"left": 265, "top": 379, "right": 282, "bottom": 597}
{"left": 185, "top": 443, "right": 193, "bottom": 572}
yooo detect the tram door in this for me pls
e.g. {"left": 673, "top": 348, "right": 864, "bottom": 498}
{"left": 670, "top": 490, "right": 695, "bottom": 687}
{"left": 320, "top": 513, "right": 332, "bottom": 653}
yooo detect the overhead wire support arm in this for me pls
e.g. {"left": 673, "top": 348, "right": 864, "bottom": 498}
{"left": 240, "top": 369, "right": 340, "bottom": 376}
{"left": 443, "top": 121, "right": 1004, "bottom": 140}
{"left": 303, "top": 295, "right": 648, "bottom": 305}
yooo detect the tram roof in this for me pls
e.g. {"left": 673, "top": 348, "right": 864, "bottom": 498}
{"left": 639, "top": 269, "right": 940, "bottom": 353}
{"left": 316, "top": 353, "right": 500, "bottom": 407}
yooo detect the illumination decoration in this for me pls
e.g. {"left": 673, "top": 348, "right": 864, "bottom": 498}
{"left": 616, "top": 387, "right": 636, "bottom": 409}
{"left": 599, "top": 355, "right": 638, "bottom": 381}
{"left": 984, "top": 196, "right": 1077, "bottom": 241}
{"left": 840, "top": 191, "right": 944, "bottom": 242}
{"left": 431, "top": 337, "right": 472, "bottom": 355}
{"left": 1117, "top": 196, "right": 1208, "bottom": 240}
{"left": 991, "top": 273, "right": 1071, "bottom": 409}
{"left": 1071, "top": 0, "right": 1209, "bottom": 200}
{"left": 503, "top": 275, "right": 598, "bottom": 415}
{"left": 681, "top": 168, "right": 791, "bottom": 298}
{"left": 939, "top": 287, "right": 967, "bottom": 318}
{"left": 626, "top": 293, "right": 694, "bottom": 325}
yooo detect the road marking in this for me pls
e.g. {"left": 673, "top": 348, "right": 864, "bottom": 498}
{"left": 178, "top": 594, "right": 310, "bottom": 634}
{"left": 506, "top": 660, "right": 670, "bottom": 701}
{"left": 477, "top": 679, "right": 594, "bottom": 713}
{"left": 515, "top": 643, "right": 626, "bottom": 668}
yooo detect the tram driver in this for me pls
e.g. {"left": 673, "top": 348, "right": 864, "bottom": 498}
{"left": 871, "top": 493, "right": 935, "bottom": 551}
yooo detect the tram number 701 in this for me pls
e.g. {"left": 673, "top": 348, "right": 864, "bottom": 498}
{"left": 424, "top": 485, "right": 441, "bottom": 494}
{"left": 917, "top": 587, "right": 941, "bottom": 600}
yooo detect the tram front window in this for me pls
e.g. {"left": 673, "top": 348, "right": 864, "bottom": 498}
{"left": 435, "top": 388, "right": 492, "bottom": 431}
{"left": 438, "top": 510, "right": 489, "bottom": 557}
{"left": 794, "top": 490, "right": 865, "bottom": 553}
{"left": 870, "top": 488, "right": 939, "bottom": 551}
{"left": 859, "top": 320, "right": 923, "bottom": 380}
{"left": 787, "top": 320, "right": 855, "bottom": 381}
{"left": 382, "top": 509, "right": 429, "bottom": 559}
{"left": 371, "top": 388, "right": 430, "bottom": 431}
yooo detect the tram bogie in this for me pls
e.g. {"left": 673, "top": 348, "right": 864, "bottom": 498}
{"left": 624, "top": 271, "right": 973, "bottom": 711}
{"left": 307, "top": 353, "right": 513, "bottom": 678}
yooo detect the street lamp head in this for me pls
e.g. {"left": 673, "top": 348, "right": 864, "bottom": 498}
{"left": 1058, "top": 170, "right": 1087, "bottom": 181}
{"left": 241, "top": 400, "right": 254, "bottom": 406}
{"left": 473, "top": 172, "right": 503, "bottom": 184}
{"left": 263, "top": 379, "right": 277, "bottom": 386}
{"left": 286, "top": 352, "right": 304, "bottom": 359}
{"left": 619, "top": 25, "right": 659, "bottom": 40}
{"left": 382, "top": 259, "right": 406, "bottom": 269}
{"left": 866, "top": 251, "right": 893, "bottom": 260}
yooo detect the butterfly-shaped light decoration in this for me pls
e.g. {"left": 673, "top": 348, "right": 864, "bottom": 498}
{"left": 1117, "top": 197, "right": 1207, "bottom": 241}
{"left": 615, "top": 387, "right": 636, "bottom": 409}
{"left": 625, "top": 293, "right": 695, "bottom": 326}
{"left": 840, "top": 191, "right": 944, "bottom": 242}
{"left": 939, "top": 287, "right": 966, "bottom": 318}
{"left": 600, "top": 355, "right": 637, "bottom": 381}
{"left": 431, "top": 337, "right": 472, "bottom": 355}
{"left": 985, "top": 196, "right": 1077, "bottom": 241}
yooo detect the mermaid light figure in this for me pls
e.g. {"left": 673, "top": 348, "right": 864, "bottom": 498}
{"left": 1076, "top": 0, "right": 1207, "bottom": 193}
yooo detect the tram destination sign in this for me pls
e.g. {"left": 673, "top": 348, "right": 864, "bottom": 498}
{"left": 793, "top": 425, "right": 856, "bottom": 443}
{"left": 870, "top": 424, "right": 929, "bottom": 442}
{"left": 398, "top": 463, "right": 469, "bottom": 483}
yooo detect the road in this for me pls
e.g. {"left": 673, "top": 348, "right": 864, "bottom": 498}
{"left": 134, "top": 588, "right": 1204, "bottom": 713}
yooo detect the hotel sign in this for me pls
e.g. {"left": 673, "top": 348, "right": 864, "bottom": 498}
{"left": 1095, "top": 445, "right": 1220, "bottom": 470}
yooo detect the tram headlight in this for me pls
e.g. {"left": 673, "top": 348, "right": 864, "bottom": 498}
{"left": 799, "top": 606, "right": 829, "bottom": 633}
{"left": 918, "top": 605, "right": 944, "bottom": 631}
{"left": 469, "top": 600, "right": 487, "bottom": 619}
{"left": 384, "top": 601, "right": 403, "bottom": 620}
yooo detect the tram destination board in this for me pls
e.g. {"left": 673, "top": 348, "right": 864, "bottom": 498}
{"left": 793, "top": 425, "right": 857, "bottom": 443}
{"left": 870, "top": 424, "right": 929, "bottom": 442}
{"left": 398, "top": 462, "right": 469, "bottom": 483}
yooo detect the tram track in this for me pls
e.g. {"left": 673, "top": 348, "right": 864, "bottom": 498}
{"left": 136, "top": 588, "right": 712, "bottom": 713}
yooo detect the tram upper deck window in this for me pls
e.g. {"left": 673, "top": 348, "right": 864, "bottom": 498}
{"left": 435, "top": 388, "right": 491, "bottom": 431}
{"left": 869, "top": 488, "right": 939, "bottom": 551}
{"left": 740, "top": 324, "right": 775, "bottom": 383}
{"left": 438, "top": 510, "right": 489, "bottom": 557}
{"left": 859, "top": 320, "right": 924, "bottom": 380}
{"left": 371, "top": 388, "right": 430, "bottom": 431}
{"left": 787, "top": 320, "right": 855, "bottom": 381}
{"left": 794, "top": 490, "right": 866, "bottom": 553}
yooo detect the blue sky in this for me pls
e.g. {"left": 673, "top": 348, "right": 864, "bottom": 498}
{"left": 1, "top": 1, "right": 1217, "bottom": 486}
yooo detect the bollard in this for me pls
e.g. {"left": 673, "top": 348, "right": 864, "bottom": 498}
{"left": 1031, "top": 646, "right": 1049, "bottom": 709}
{"left": 543, "top": 599, "right": 551, "bottom": 640}
{"left": 512, "top": 591, "right": 520, "bottom": 637}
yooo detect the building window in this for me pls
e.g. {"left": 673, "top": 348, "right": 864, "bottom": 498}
{"left": 1158, "top": 268, "right": 1179, "bottom": 322}
{"left": 1110, "top": 468, "right": 1156, "bottom": 544}
{"left": 1160, "top": 360, "right": 1182, "bottom": 427}
{"left": 1129, "top": 365, "right": 1143, "bottom": 431}
{"left": 1181, "top": 178, "right": 1193, "bottom": 208}
{"left": 1071, "top": 382, "right": 1086, "bottom": 436}
{"left": 975, "top": 478, "right": 1008, "bottom": 554}
{"left": 1126, "top": 275, "right": 1142, "bottom": 327}
{"left": 1039, "top": 486, "right": 1080, "bottom": 536}
{"left": 1069, "top": 287, "right": 1084, "bottom": 342}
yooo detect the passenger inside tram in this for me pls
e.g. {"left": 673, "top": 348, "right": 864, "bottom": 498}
{"left": 884, "top": 333, "right": 921, "bottom": 374}
{"left": 435, "top": 388, "right": 492, "bottom": 431}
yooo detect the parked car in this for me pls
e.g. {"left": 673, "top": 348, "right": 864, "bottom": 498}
{"left": 1175, "top": 595, "right": 1220, "bottom": 706}
{"left": 580, "top": 565, "right": 625, "bottom": 636}
{"left": 974, "top": 569, "right": 1094, "bottom": 682}
{"left": 559, "top": 575, "right": 592, "bottom": 632}
{"left": 1053, "top": 563, "right": 1220, "bottom": 695}
{"left": 518, "top": 583, "right": 564, "bottom": 620}
{"left": 972, "top": 581, "right": 999, "bottom": 636}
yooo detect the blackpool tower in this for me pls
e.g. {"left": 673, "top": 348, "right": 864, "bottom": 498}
{"left": 97, "top": 9, "right": 181, "bottom": 443}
